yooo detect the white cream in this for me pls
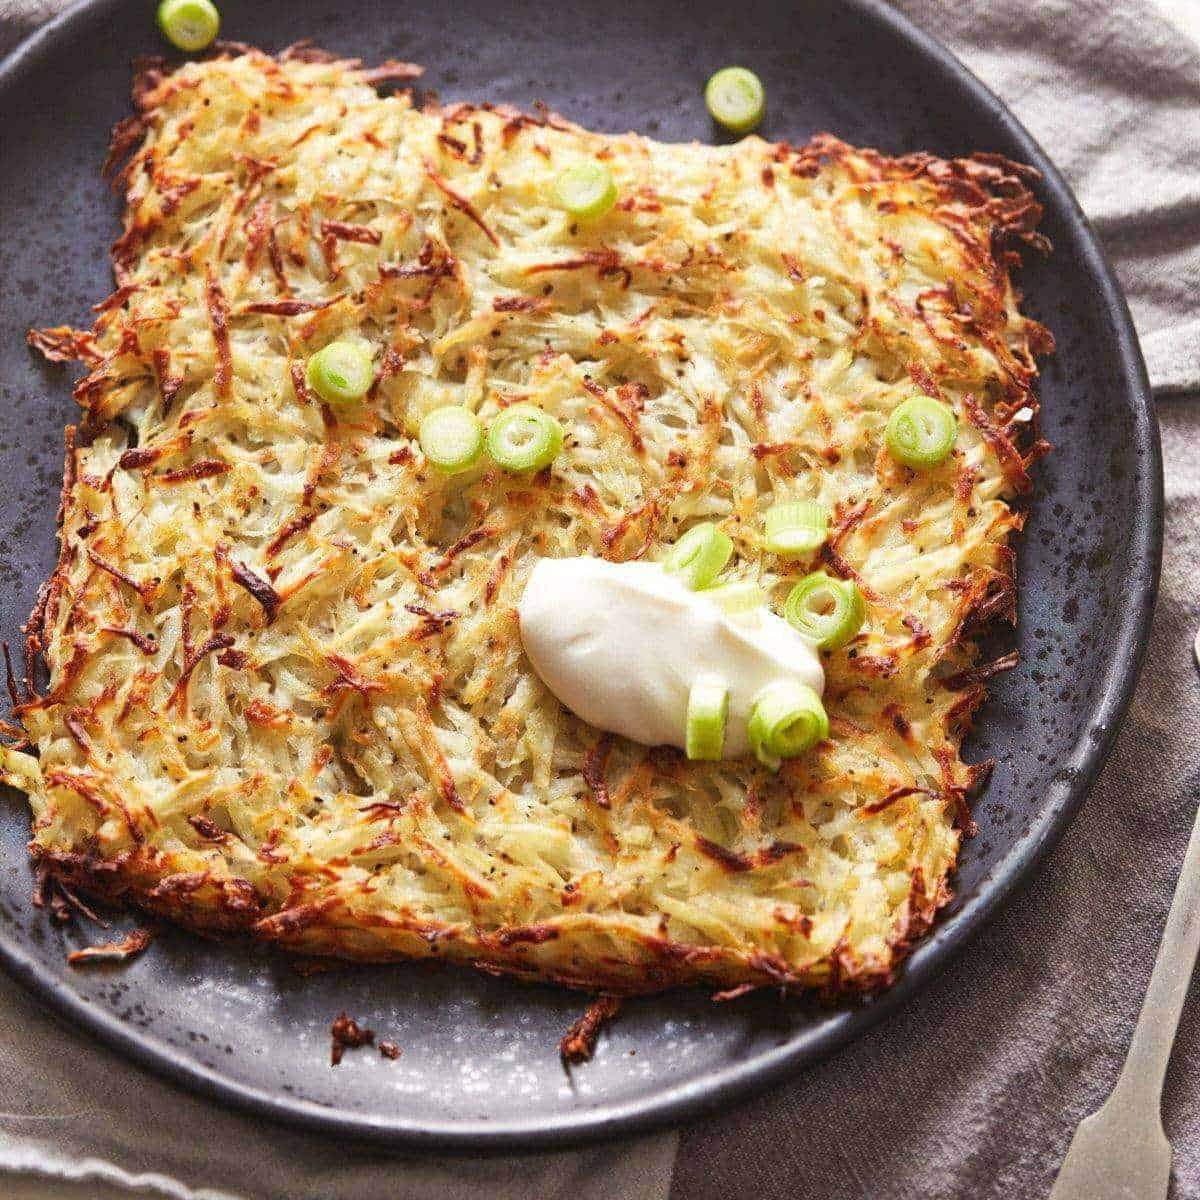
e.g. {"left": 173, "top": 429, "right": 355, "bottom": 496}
{"left": 517, "top": 557, "right": 824, "bottom": 758}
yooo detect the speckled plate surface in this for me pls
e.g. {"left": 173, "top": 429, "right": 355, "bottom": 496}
{"left": 0, "top": 0, "right": 1161, "bottom": 1149}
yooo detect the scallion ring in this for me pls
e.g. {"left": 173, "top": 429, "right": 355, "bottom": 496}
{"left": 157, "top": 0, "right": 220, "bottom": 51}
{"left": 747, "top": 680, "right": 829, "bottom": 770}
{"left": 553, "top": 161, "right": 618, "bottom": 221}
{"left": 704, "top": 580, "right": 766, "bottom": 618}
{"left": 663, "top": 522, "right": 734, "bottom": 590}
{"left": 763, "top": 499, "right": 829, "bottom": 557}
{"left": 486, "top": 403, "right": 564, "bottom": 473}
{"left": 784, "top": 572, "right": 866, "bottom": 650}
{"left": 305, "top": 341, "right": 375, "bottom": 406}
{"left": 885, "top": 396, "right": 958, "bottom": 469}
{"left": 704, "top": 67, "right": 766, "bottom": 134}
{"left": 419, "top": 406, "right": 484, "bottom": 474}
{"left": 686, "top": 674, "right": 729, "bottom": 761}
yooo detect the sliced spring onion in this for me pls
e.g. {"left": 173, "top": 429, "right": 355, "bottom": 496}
{"left": 784, "top": 572, "right": 865, "bottom": 650}
{"left": 419, "top": 406, "right": 484, "bottom": 474}
{"left": 663, "top": 522, "right": 734, "bottom": 590}
{"left": 747, "top": 680, "right": 829, "bottom": 770}
{"left": 703, "top": 580, "right": 766, "bottom": 618}
{"left": 553, "top": 161, "right": 618, "bottom": 221}
{"left": 704, "top": 67, "right": 766, "bottom": 134}
{"left": 305, "top": 341, "right": 375, "bottom": 405}
{"left": 157, "top": 0, "right": 220, "bottom": 51}
{"left": 486, "top": 403, "right": 564, "bottom": 472}
{"left": 763, "top": 500, "right": 829, "bottom": 557}
{"left": 885, "top": 396, "right": 958, "bottom": 469}
{"left": 686, "top": 674, "right": 729, "bottom": 761}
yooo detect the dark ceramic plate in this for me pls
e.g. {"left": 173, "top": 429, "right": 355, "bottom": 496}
{"left": 0, "top": 0, "right": 1161, "bottom": 1149}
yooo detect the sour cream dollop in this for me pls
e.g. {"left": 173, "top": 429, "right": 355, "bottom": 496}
{"left": 517, "top": 557, "right": 824, "bottom": 758}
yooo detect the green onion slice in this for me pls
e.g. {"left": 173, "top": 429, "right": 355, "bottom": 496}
{"left": 157, "top": 0, "right": 220, "bottom": 52}
{"left": 419, "top": 406, "right": 484, "bottom": 474}
{"left": 663, "top": 522, "right": 734, "bottom": 590}
{"left": 305, "top": 341, "right": 375, "bottom": 405}
{"left": 704, "top": 580, "right": 766, "bottom": 618}
{"left": 704, "top": 67, "right": 766, "bottom": 134}
{"left": 553, "top": 161, "right": 618, "bottom": 220}
{"left": 486, "top": 403, "right": 564, "bottom": 473}
{"left": 763, "top": 500, "right": 829, "bottom": 557}
{"left": 686, "top": 674, "right": 729, "bottom": 761}
{"left": 747, "top": 680, "right": 829, "bottom": 770}
{"left": 885, "top": 396, "right": 958, "bottom": 469}
{"left": 784, "top": 572, "right": 866, "bottom": 650}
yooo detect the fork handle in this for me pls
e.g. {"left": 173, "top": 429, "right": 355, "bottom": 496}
{"left": 1109, "top": 796, "right": 1200, "bottom": 1113}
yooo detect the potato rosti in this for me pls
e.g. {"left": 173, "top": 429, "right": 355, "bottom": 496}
{"left": 9, "top": 47, "right": 1051, "bottom": 995}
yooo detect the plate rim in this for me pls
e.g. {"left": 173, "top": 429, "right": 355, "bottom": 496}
{"left": 0, "top": 0, "right": 1164, "bottom": 1150}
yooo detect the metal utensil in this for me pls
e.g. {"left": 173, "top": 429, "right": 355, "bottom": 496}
{"left": 1048, "top": 633, "right": 1200, "bottom": 1199}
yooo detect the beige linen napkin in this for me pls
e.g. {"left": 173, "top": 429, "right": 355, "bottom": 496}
{"left": 0, "top": 1, "right": 1197, "bottom": 1197}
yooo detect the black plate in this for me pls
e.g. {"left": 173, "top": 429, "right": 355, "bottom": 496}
{"left": 0, "top": 0, "right": 1161, "bottom": 1149}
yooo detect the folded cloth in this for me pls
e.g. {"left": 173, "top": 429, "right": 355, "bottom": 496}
{"left": 0, "top": 1, "right": 1197, "bottom": 1198}
{"left": 916, "top": 0, "right": 1200, "bottom": 396}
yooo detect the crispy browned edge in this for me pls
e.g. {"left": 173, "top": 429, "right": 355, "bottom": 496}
{"left": 18, "top": 42, "right": 1054, "bottom": 1002}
